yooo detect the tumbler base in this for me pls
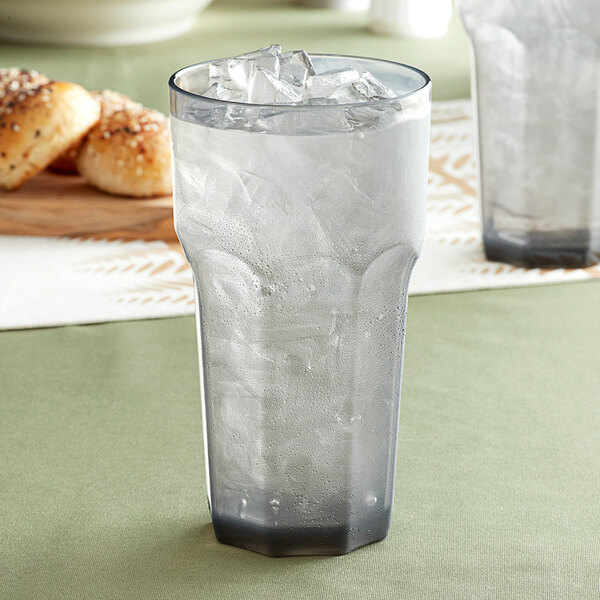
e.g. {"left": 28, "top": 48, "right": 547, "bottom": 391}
{"left": 484, "top": 229, "right": 599, "bottom": 269}
{"left": 212, "top": 510, "right": 391, "bottom": 557}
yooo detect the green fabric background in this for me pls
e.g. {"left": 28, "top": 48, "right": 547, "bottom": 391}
{"left": 2, "top": 283, "right": 600, "bottom": 599}
{"left": 2, "top": 2, "right": 600, "bottom": 597}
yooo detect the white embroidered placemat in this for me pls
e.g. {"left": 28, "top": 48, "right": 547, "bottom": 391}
{"left": 1, "top": 100, "right": 598, "bottom": 330}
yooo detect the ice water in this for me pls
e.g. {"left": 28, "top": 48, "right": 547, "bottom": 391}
{"left": 461, "top": 0, "right": 600, "bottom": 267}
{"left": 170, "top": 49, "right": 431, "bottom": 555}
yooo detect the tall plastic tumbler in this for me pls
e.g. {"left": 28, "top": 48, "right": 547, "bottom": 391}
{"left": 461, "top": 0, "right": 600, "bottom": 268}
{"left": 169, "top": 55, "right": 431, "bottom": 556}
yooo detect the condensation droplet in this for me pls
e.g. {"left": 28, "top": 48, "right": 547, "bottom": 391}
{"left": 365, "top": 494, "right": 377, "bottom": 507}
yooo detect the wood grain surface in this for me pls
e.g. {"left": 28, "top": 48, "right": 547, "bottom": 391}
{"left": 0, "top": 171, "right": 176, "bottom": 241}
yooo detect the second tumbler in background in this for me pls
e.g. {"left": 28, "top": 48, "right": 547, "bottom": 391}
{"left": 461, "top": 0, "right": 600, "bottom": 268}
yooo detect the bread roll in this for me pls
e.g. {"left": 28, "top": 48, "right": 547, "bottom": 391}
{"left": 76, "top": 107, "right": 171, "bottom": 197}
{"left": 0, "top": 67, "right": 48, "bottom": 94}
{"left": 47, "top": 143, "right": 80, "bottom": 175}
{"left": 0, "top": 69, "right": 100, "bottom": 191}
{"left": 49, "top": 89, "right": 141, "bottom": 174}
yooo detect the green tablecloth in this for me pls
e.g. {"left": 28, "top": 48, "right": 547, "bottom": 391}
{"left": 2, "top": 283, "right": 600, "bottom": 599}
{"left": 2, "top": 3, "right": 600, "bottom": 597}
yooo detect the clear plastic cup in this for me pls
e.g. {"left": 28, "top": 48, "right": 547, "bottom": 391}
{"left": 461, "top": 0, "right": 600, "bottom": 268}
{"left": 169, "top": 54, "right": 431, "bottom": 556}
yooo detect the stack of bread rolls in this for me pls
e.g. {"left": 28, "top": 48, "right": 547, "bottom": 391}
{"left": 0, "top": 68, "right": 171, "bottom": 197}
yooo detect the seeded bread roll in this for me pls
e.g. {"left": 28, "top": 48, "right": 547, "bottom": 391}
{"left": 0, "top": 68, "right": 100, "bottom": 191}
{"left": 0, "top": 67, "right": 49, "bottom": 95}
{"left": 50, "top": 89, "right": 142, "bottom": 174}
{"left": 47, "top": 143, "right": 80, "bottom": 175}
{"left": 76, "top": 106, "right": 171, "bottom": 197}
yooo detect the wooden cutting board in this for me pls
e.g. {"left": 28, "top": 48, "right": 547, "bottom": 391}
{"left": 0, "top": 171, "right": 177, "bottom": 241}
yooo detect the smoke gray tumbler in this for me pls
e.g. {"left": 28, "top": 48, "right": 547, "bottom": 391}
{"left": 169, "top": 55, "right": 431, "bottom": 556}
{"left": 461, "top": 0, "right": 600, "bottom": 268}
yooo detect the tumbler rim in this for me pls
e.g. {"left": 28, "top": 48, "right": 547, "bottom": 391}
{"left": 168, "top": 53, "right": 431, "bottom": 110}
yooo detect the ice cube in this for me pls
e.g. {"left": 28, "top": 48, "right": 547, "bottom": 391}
{"left": 202, "top": 82, "right": 248, "bottom": 103}
{"left": 237, "top": 44, "right": 282, "bottom": 77}
{"left": 344, "top": 104, "right": 388, "bottom": 129}
{"left": 237, "top": 44, "right": 282, "bottom": 62}
{"left": 255, "top": 104, "right": 352, "bottom": 134}
{"left": 206, "top": 46, "right": 282, "bottom": 94}
{"left": 208, "top": 59, "right": 253, "bottom": 92}
{"left": 248, "top": 68, "right": 304, "bottom": 104}
{"left": 352, "top": 72, "right": 396, "bottom": 100}
{"left": 327, "top": 72, "right": 396, "bottom": 104}
{"left": 328, "top": 82, "right": 369, "bottom": 104}
{"left": 306, "top": 68, "right": 361, "bottom": 98}
{"left": 279, "top": 50, "right": 316, "bottom": 88}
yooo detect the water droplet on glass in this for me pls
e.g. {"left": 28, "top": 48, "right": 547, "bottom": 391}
{"left": 270, "top": 499, "right": 280, "bottom": 515}
{"left": 365, "top": 494, "right": 377, "bottom": 506}
{"left": 238, "top": 497, "right": 248, "bottom": 518}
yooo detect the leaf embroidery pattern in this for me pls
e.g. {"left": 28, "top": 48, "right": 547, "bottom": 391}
{"left": 72, "top": 239, "right": 194, "bottom": 306}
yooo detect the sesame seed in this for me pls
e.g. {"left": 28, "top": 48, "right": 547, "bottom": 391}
{"left": 136, "top": 154, "right": 143, "bottom": 162}
{"left": 11, "top": 123, "right": 20, "bottom": 132}
{"left": 8, "top": 80, "right": 19, "bottom": 91}
{"left": 136, "top": 166, "right": 143, "bottom": 175}
{"left": 130, "top": 139, "right": 137, "bottom": 148}
{"left": 103, "top": 131, "right": 111, "bottom": 139}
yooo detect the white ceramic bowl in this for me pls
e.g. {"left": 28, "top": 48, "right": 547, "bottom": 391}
{"left": 0, "top": 0, "right": 212, "bottom": 46}
{"left": 370, "top": 0, "right": 452, "bottom": 38}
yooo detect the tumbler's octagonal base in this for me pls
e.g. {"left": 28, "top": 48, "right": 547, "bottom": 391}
{"left": 212, "top": 511, "right": 391, "bottom": 557}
